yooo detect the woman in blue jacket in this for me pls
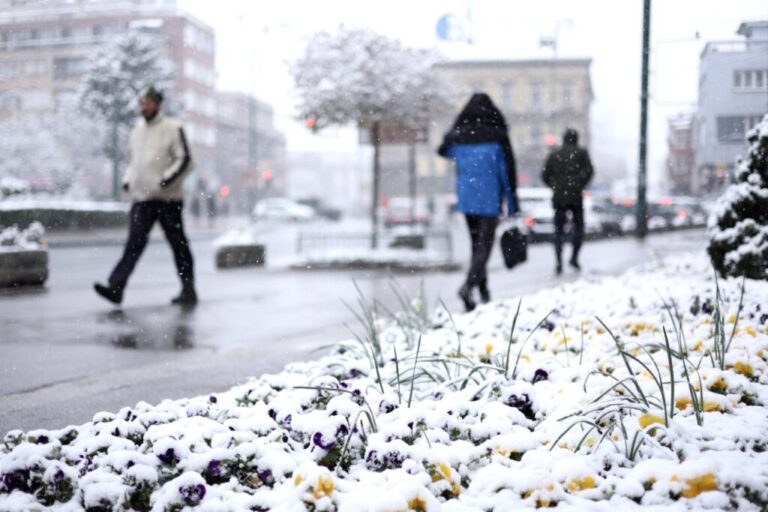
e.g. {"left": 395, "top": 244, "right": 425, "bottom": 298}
{"left": 438, "top": 93, "right": 518, "bottom": 312}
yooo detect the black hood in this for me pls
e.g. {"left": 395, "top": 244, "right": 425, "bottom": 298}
{"left": 441, "top": 92, "right": 509, "bottom": 146}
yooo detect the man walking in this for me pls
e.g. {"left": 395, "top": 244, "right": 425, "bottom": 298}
{"left": 541, "top": 128, "right": 594, "bottom": 275}
{"left": 94, "top": 86, "right": 197, "bottom": 306}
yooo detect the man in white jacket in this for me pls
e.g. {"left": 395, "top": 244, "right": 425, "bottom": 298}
{"left": 94, "top": 87, "right": 197, "bottom": 306}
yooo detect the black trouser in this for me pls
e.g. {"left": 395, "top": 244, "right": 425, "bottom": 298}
{"left": 464, "top": 214, "right": 498, "bottom": 289}
{"left": 109, "top": 201, "right": 194, "bottom": 291}
{"left": 554, "top": 203, "right": 584, "bottom": 263}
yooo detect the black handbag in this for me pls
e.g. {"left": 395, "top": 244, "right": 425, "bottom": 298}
{"left": 500, "top": 222, "right": 528, "bottom": 269}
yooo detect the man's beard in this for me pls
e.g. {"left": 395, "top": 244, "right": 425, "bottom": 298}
{"left": 142, "top": 111, "right": 158, "bottom": 122}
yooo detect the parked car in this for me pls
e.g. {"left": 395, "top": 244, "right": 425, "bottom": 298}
{"left": 518, "top": 189, "right": 623, "bottom": 241}
{"left": 297, "top": 198, "right": 343, "bottom": 221}
{"left": 383, "top": 197, "right": 431, "bottom": 228}
{"left": 518, "top": 188, "right": 555, "bottom": 242}
{"left": 252, "top": 197, "right": 315, "bottom": 222}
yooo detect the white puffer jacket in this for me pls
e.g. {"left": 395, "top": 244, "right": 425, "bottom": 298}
{"left": 122, "top": 113, "right": 194, "bottom": 202}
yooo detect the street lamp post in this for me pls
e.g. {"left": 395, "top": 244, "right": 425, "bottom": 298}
{"left": 636, "top": 0, "right": 652, "bottom": 239}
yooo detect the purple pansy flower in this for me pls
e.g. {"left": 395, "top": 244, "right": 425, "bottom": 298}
{"left": 312, "top": 431, "right": 336, "bottom": 450}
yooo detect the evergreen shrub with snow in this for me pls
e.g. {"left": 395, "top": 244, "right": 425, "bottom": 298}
{"left": 708, "top": 113, "right": 768, "bottom": 280}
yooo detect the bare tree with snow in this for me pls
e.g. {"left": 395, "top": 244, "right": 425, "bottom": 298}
{"left": 292, "top": 27, "right": 455, "bottom": 248}
{"left": 80, "top": 29, "right": 175, "bottom": 200}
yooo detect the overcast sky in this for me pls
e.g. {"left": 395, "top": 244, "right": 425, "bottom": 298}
{"left": 179, "top": 0, "right": 767, "bottom": 191}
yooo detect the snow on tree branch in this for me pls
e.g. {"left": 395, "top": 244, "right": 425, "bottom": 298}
{"left": 291, "top": 27, "right": 456, "bottom": 131}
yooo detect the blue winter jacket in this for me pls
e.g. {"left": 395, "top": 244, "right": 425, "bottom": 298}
{"left": 444, "top": 142, "right": 516, "bottom": 217}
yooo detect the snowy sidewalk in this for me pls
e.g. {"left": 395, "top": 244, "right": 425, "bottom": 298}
{"left": 1, "top": 253, "right": 766, "bottom": 510}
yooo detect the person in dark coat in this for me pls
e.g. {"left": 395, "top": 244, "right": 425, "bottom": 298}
{"left": 438, "top": 92, "right": 518, "bottom": 312}
{"left": 541, "top": 128, "right": 594, "bottom": 274}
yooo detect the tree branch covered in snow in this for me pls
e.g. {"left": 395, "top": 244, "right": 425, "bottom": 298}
{"left": 79, "top": 29, "right": 176, "bottom": 169}
{"left": 0, "top": 112, "right": 107, "bottom": 198}
{"left": 291, "top": 27, "right": 456, "bottom": 130}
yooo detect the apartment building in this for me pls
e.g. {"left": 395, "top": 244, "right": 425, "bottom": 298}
{"left": 0, "top": 0, "right": 217, "bottom": 189}
{"left": 694, "top": 21, "right": 768, "bottom": 194}
{"left": 215, "top": 91, "right": 287, "bottom": 213}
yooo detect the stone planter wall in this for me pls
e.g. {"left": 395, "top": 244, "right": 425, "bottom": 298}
{"left": 215, "top": 244, "right": 266, "bottom": 269}
{"left": 0, "top": 249, "right": 48, "bottom": 287}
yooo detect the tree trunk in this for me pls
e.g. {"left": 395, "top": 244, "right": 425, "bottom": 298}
{"left": 371, "top": 122, "right": 381, "bottom": 249}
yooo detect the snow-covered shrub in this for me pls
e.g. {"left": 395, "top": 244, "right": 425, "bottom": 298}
{"left": 0, "top": 222, "right": 45, "bottom": 250}
{"left": 708, "top": 113, "right": 768, "bottom": 279}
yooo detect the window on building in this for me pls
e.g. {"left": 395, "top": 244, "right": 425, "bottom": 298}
{"left": 0, "top": 93, "right": 21, "bottom": 111}
{"left": 716, "top": 116, "right": 746, "bottom": 142}
{"left": 53, "top": 57, "right": 88, "bottom": 80}
{"left": 561, "top": 82, "right": 573, "bottom": 108}
{"left": 747, "top": 115, "right": 763, "bottom": 131}
{"left": 20, "top": 90, "right": 51, "bottom": 109}
{"left": 531, "top": 82, "right": 542, "bottom": 107}
{"left": 0, "top": 61, "right": 19, "bottom": 79}
{"left": 500, "top": 81, "right": 513, "bottom": 109}
{"left": 23, "top": 60, "right": 48, "bottom": 77}
{"left": 529, "top": 124, "right": 541, "bottom": 146}
{"left": 734, "top": 69, "right": 768, "bottom": 91}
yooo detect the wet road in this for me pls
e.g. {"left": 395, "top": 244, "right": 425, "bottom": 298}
{"left": 0, "top": 218, "right": 706, "bottom": 433}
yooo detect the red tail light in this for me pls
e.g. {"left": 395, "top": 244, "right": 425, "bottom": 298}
{"left": 524, "top": 216, "right": 535, "bottom": 228}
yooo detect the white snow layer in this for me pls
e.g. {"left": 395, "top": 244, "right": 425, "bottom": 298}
{"left": 1, "top": 253, "right": 768, "bottom": 511}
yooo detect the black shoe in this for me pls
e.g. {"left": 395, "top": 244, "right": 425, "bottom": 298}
{"left": 569, "top": 259, "right": 581, "bottom": 271}
{"left": 171, "top": 288, "right": 198, "bottom": 306}
{"left": 555, "top": 262, "right": 563, "bottom": 275}
{"left": 458, "top": 285, "right": 476, "bottom": 312}
{"left": 94, "top": 282, "right": 123, "bottom": 305}
{"left": 478, "top": 284, "right": 491, "bottom": 304}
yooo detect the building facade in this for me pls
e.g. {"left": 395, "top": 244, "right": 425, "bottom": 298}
{"left": 694, "top": 21, "right": 768, "bottom": 195}
{"left": 215, "top": 91, "right": 287, "bottom": 214}
{"left": 666, "top": 113, "right": 695, "bottom": 195}
{"left": 0, "top": 0, "right": 217, "bottom": 194}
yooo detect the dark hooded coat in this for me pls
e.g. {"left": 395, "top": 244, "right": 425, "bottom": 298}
{"left": 541, "top": 129, "right": 594, "bottom": 207}
{"left": 438, "top": 93, "right": 518, "bottom": 215}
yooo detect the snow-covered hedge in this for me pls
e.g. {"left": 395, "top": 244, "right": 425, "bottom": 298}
{"left": 2, "top": 255, "right": 768, "bottom": 511}
{"left": 708, "top": 113, "right": 768, "bottom": 280}
{"left": 0, "top": 201, "right": 127, "bottom": 231}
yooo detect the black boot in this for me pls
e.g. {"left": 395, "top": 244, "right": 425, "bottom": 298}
{"left": 478, "top": 281, "right": 491, "bottom": 304}
{"left": 458, "top": 285, "right": 476, "bottom": 312}
{"left": 569, "top": 257, "right": 581, "bottom": 271}
{"left": 171, "top": 287, "right": 198, "bottom": 306}
{"left": 555, "top": 261, "right": 563, "bottom": 275}
{"left": 94, "top": 282, "right": 123, "bottom": 305}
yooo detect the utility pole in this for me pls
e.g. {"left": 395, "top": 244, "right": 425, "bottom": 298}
{"left": 636, "top": 0, "right": 651, "bottom": 239}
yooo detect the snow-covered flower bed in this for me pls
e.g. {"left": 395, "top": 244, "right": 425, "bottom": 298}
{"left": 0, "top": 222, "right": 45, "bottom": 252}
{"left": 2, "top": 254, "right": 768, "bottom": 511}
